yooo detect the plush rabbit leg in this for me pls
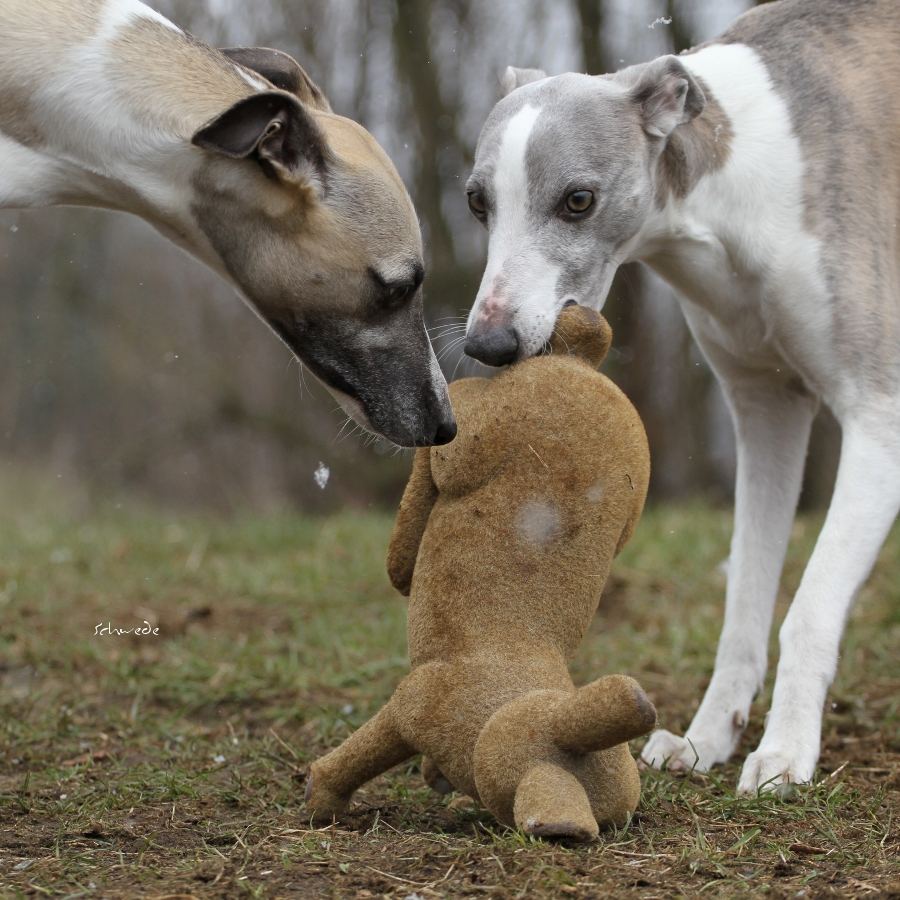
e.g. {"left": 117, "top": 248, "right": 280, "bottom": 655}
{"left": 552, "top": 675, "right": 657, "bottom": 754}
{"left": 513, "top": 763, "right": 599, "bottom": 842}
{"left": 306, "top": 703, "right": 414, "bottom": 823}
{"left": 473, "top": 681, "right": 656, "bottom": 837}
{"left": 421, "top": 756, "right": 454, "bottom": 795}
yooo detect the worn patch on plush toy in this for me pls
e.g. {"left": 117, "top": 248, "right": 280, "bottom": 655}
{"left": 586, "top": 479, "right": 606, "bottom": 504}
{"left": 516, "top": 499, "right": 562, "bottom": 546}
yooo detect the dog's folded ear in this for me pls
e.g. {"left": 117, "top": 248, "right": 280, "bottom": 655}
{"left": 220, "top": 47, "right": 332, "bottom": 113}
{"left": 192, "top": 92, "right": 328, "bottom": 182}
{"left": 500, "top": 65, "right": 548, "bottom": 98}
{"left": 628, "top": 55, "right": 706, "bottom": 139}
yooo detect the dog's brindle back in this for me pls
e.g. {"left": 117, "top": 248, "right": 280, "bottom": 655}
{"left": 0, "top": 0, "right": 455, "bottom": 447}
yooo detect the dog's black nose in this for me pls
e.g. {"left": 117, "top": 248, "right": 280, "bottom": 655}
{"left": 433, "top": 418, "right": 457, "bottom": 446}
{"left": 464, "top": 326, "right": 520, "bottom": 367}
{"left": 415, "top": 414, "right": 457, "bottom": 447}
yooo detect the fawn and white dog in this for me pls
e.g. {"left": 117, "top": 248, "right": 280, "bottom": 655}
{"left": 463, "top": 0, "right": 899, "bottom": 793}
{"left": 0, "top": 0, "right": 455, "bottom": 447}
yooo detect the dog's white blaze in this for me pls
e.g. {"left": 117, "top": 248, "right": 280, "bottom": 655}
{"left": 492, "top": 104, "right": 541, "bottom": 247}
{"left": 512, "top": 261, "right": 562, "bottom": 356}
{"left": 470, "top": 103, "right": 566, "bottom": 355}
{"left": 469, "top": 105, "right": 542, "bottom": 328}
{"left": 485, "top": 103, "right": 540, "bottom": 273}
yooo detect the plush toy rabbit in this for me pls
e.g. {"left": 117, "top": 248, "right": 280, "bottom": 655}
{"left": 306, "top": 305, "right": 654, "bottom": 841}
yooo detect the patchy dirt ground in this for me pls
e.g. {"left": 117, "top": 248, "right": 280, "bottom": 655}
{"left": 0, "top": 491, "right": 897, "bottom": 898}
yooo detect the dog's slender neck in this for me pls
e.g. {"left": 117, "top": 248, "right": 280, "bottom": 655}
{"left": 0, "top": 0, "right": 259, "bottom": 267}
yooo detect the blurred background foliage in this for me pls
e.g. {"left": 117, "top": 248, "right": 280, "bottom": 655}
{"left": 0, "top": 0, "right": 839, "bottom": 515}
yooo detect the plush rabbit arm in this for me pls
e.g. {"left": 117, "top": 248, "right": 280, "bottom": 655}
{"left": 386, "top": 448, "right": 437, "bottom": 596}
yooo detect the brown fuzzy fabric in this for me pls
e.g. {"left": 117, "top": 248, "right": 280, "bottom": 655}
{"left": 306, "top": 306, "right": 655, "bottom": 841}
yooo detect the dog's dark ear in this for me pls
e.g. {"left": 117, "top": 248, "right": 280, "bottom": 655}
{"left": 192, "top": 91, "right": 328, "bottom": 181}
{"left": 221, "top": 47, "right": 332, "bottom": 113}
{"left": 629, "top": 55, "right": 705, "bottom": 139}
{"left": 500, "top": 65, "right": 547, "bottom": 97}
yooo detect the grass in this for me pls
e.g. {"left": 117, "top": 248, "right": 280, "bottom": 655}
{"left": 0, "top": 480, "right": 897, "bottom": 898}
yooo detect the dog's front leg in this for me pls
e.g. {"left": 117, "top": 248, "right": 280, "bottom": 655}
{"left": 739, "top": 414, "right": 900, "bottom": 793}
{"left": 642, "top": 375, "right": 817, "bottom": 773}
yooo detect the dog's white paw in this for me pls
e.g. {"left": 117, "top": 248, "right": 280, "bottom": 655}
{"left": 639, "top": 729, "right": 714, "bottom": 774}
{"left": 737, "top": 747, "right": 816, "bottom": 796}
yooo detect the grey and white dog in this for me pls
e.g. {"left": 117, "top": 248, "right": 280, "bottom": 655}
{"left": 0, "top": 0, "right": 455, "bottom": 448}
{"left": 464, "top": 0, "right": 899, "bottom": 793}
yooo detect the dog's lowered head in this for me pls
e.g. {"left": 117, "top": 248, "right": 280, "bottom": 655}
{"left": 464, "top": 58, "right": 707, "bottom": 365}
{"left": 190, "top": 48, "right": 455, "bottom": 447}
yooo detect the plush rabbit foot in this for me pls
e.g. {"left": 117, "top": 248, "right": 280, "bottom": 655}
{"left": 514, "top": 764, "right": 600, "bottom": 842}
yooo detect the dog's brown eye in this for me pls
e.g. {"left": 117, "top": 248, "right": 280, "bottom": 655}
{"left": 565, "top": 190, "right": 594, "bottom": 214}
{"left": 467, "top": 190, "right": 487, "bottom": 219}
{"left": 385, "top": 283, "right": 414, "bottom": 308}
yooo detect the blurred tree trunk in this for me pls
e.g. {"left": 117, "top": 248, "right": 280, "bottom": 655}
{"left": 576, "top": 0, "right": 604, "bottom": 74}
{"left": 666, "top": 0, "right": 693, "bottom": 57}
{"left": 392, "top": 0, "right": 458, "bottom": 278}
{"left": 573, "top": 0, "right": 641, "bottom": 397}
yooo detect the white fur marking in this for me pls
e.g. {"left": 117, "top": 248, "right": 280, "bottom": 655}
{"left": 493, "top": 105, "right": 541, "bottom": 242}
{"left": 469, "top": 104, "right": 565, "bottom": 356}
{"left": 236, "top": 68, "right": 269, "bottom": 92}
{"left": 96, "top": 0, "right": 182, "bottom": 42}
{"left": 470, "top": 106, "right": 540, "bottom": 323}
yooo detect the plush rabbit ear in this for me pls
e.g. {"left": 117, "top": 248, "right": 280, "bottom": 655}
{"left": 386, "top": 448, "right": 437, "bottom": 597}
{"left": 500, "top": 65, "right": 548, "bottom": 97}
{"left": 547, "top": 304, "right": 613, "bottom": 368}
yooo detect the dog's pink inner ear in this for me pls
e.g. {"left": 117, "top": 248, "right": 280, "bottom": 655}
{"left": 630, "top": 55, "right": 706, "bottom": 139}
{"left": 191, "top": 91, "right": 327, "bottom": 180}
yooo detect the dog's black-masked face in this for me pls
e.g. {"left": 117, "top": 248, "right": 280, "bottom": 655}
{"left": 191, "top": 69, "right": 455, "bottom": 447}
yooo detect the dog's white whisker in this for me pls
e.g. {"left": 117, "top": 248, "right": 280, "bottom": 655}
{"left": 428, "top": 325, "right": 467, "bottom": 338}
{"left": 450, "top": 347, "right": 474, "bottom": 382}
{"left": 436, "top": 336, "right": 468, "bottom": 364}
